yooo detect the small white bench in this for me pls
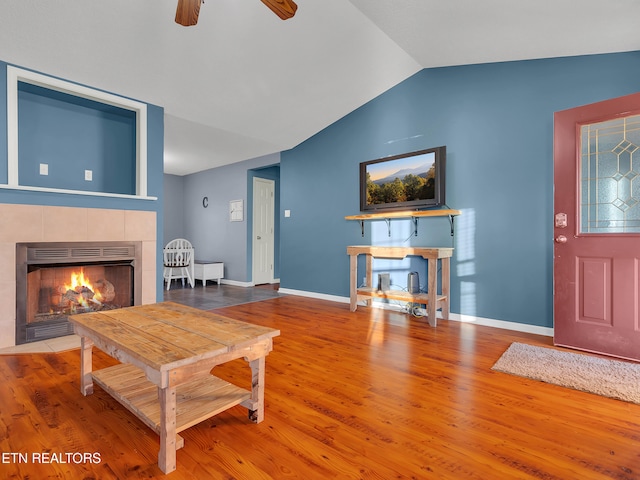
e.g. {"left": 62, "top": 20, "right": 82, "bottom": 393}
{"left": 194, "top": 260, "right": 224, "bottom": 286}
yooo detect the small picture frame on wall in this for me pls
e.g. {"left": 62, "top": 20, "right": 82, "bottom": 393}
{"left": 229, "top": 199, "right": 243, "bottom": 222}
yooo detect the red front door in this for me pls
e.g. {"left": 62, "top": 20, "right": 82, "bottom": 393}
{"left": 554, "top": 92, "right": 640, "bottom": 361}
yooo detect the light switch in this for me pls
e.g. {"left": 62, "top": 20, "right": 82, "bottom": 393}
{"left": 284, "top": 210, "right": 291, "bottom": 217}
{"left": 39, "top": 163, "right": 48, "bottom": 176}
{"left": 85, "top": 170, "right": 93, "bottom": 181}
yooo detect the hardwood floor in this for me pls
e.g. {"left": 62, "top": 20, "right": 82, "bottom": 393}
{"left": 1, "top": 296, "right": 639, "bottom": 479}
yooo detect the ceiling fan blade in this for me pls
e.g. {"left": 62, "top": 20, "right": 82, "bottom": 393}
{"left": 260, "top": 0, "right": 298, "bottom": 20}
{"left": 175, "top": 0, "right": 201, "bottom": 26}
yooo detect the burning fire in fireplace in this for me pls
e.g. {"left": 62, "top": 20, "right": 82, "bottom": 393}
{"left": 16, "top": 241, "right": 141, "bottom": 344}
{"left": 33, "top": 263, "right": 131, "bottom": 324}
{"left": 58, "top": 269, "right": 117, "bottom": 313}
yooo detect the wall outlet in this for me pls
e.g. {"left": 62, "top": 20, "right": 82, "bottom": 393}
{"left": 84, "top": 170, "right": 93, "bottom": 181}
{"left": 39, "top": 163, "right": 48, "bottom": 176}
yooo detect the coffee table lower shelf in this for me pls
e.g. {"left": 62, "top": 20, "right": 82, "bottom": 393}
{"left": 92, "top": 363, "right": 251, "bottom": 440}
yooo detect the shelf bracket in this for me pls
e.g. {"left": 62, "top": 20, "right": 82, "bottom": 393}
{"left": 412, "top": 217, "right": 418, "bottom": 236}
{"left": 448, "top": 215, "right": 455, "bottom": 237}
{"left": 385, "top": 218, "right": 391, "bottom": 237}
{"left": 360, "top": 220, "right": 365, "bottom": 237}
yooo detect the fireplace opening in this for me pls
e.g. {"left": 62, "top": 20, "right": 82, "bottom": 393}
{"left": 16, "top": 242, "right": 142, "bottom": 344}
{"left": 28, "top": 261, "right": 133, "bottom": 331}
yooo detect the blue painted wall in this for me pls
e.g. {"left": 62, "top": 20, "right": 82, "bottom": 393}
{"left": 181, "top": 153, "right": 280, "bottom": 283}
{"left": 17, "top": 82, "right": 137, "bottom": 194}
{"left": 0, "top": 60, "right": 165, "bottom": 300}
{"left": 163, "top": 174, "right": 185, "bottom": 244}
{"left": 280, "top": 51, "right": 640, "bottom": 328}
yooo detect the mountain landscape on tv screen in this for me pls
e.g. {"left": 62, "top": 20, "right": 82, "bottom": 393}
{"left": 366, "top": 162, "right": 436, "bottom": 205}
{"left": 372, "top": 166, "right": 428, "bottom": 185}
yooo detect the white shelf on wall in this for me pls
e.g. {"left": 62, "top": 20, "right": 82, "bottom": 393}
{"left": 0, "top": 184, "right": 157, "bottom": 200}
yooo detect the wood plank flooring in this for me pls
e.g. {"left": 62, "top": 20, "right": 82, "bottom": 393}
{"left": 1, "top": 296, "right": 639, "bottom": 479}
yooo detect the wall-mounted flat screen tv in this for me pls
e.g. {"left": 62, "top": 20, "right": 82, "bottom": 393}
{"left": 360, "top": 146, "right": 446, "bottom": 212}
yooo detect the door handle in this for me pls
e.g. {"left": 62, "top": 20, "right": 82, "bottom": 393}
{"left": 555, "top": 235, "right": 567, "bottom": 243}
{"left": 257, "top": 236, "right": 261, "bottom": 240}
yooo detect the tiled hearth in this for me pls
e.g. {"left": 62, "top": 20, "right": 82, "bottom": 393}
{"left": 0, "top": 204, "right": 157, "bottom": 349}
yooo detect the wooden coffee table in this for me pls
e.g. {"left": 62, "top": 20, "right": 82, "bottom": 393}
{"left": 69, "top": 301, "right": 280, "bottom": 474}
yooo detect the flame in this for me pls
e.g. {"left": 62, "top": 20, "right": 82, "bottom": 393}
{"left": 63, "top": 269, "right": 103, "bottom": 305}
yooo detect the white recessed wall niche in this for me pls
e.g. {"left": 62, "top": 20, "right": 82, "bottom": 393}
{"left": 4, "top": 65, "right": 155, "bottom": 200}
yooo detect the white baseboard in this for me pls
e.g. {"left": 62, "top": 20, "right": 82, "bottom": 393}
{"left": 277, "top": 288, "right": 553, "bottom": 337}
{"left": 278, "top": 288, "right": 350, "bottom": 304}
{"left": 220, "top": 279, "right": 253, "bottom": 287}
{"left": 447, "top": 312, "right": 553, "bottom": 337}
{"left": 221, "top": 278, "right": 281, "bottom": 288}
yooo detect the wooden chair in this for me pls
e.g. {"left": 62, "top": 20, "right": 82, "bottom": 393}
{"left": 163, "top": 238, "right": 195, "bottom": 290}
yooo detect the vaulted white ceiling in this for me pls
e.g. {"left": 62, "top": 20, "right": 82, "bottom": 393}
{"left": 1, "top": 1, "right": 639, "bottom": 175}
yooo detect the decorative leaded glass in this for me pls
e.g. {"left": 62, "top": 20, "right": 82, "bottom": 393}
{"left": 580, "top": 115, "right": 640, "bottom": 233}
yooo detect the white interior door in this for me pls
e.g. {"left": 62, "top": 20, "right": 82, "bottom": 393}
{"left": 252, "top": 177, "right": 275, "bottom": 285}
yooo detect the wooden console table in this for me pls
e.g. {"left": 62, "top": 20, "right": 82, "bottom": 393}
{"left": 69, "top": 302, "right": 279, "bottom": 474}
{"left": 347, "top": 245, "right": 453, "bottom": 327}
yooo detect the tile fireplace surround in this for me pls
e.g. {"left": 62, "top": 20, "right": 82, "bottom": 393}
{"left": 0, "top": 204, "right": 157, "bottom": 349}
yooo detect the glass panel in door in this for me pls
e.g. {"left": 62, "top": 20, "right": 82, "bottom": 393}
{"left": 580, "top": 115, "right": 640, "bottom": 233}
